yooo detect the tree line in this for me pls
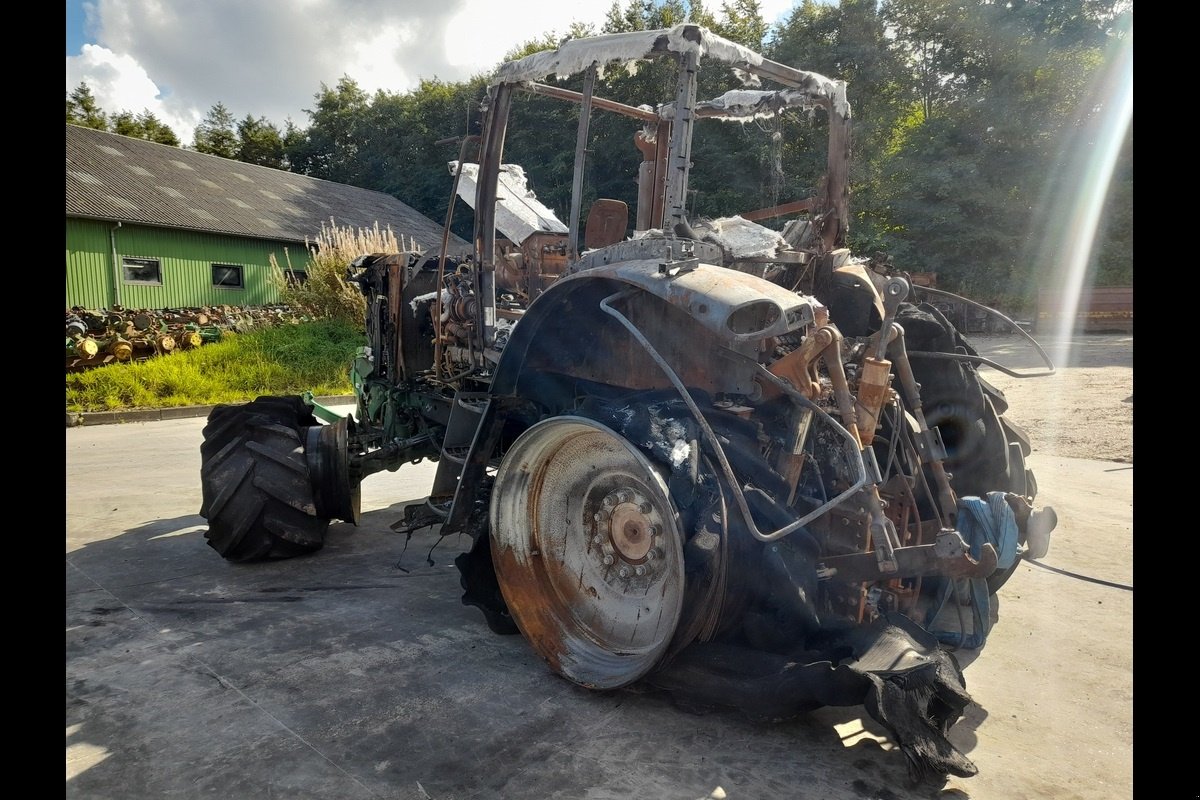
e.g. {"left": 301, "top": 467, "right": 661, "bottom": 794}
{"left": 66, "top": 0, "right": 1132, "bottom": 309}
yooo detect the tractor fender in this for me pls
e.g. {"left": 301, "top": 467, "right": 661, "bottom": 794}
{"left": 490, "top": 259, "right": 819, "bottom": 399}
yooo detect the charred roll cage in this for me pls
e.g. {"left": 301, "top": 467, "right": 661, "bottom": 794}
{"left": 199, "top": 25, "right": 1057, "bottom": 781}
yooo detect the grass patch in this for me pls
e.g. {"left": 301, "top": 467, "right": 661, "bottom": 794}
{"left": 66, "top": 320, "right": 361, "bottom": 412}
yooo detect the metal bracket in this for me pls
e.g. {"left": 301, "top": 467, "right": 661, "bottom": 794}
{"left": 301, "top": 390, "right": 347, "bottom": 425}
{"left": 816, "top": 527, "right": 998, "bottom": 583}
{"left": 861, "top": 446, "right": 883, "bottom": 485}
{"left": 390, "top": 499, "right": 449, "bottom": 535}
{"left": 658, "top": 256, "right": 700, "bottom": 276}
{"left": 914, "top": 426, "right": 948, "bottom": 462}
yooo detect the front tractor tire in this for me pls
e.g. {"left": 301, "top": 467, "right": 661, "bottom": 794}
{"left": 199, "top": 396, "right": 330, "bottom": 561}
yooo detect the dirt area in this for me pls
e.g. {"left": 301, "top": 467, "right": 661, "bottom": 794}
{"left": 971, "top": 332, "right": 1133, "bottom": 463}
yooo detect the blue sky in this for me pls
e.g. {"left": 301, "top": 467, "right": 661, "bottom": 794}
{"left": 67, "top": 0, "right": 804, "bottom": 144}
{"left": 66, "top": 1, "right": 89, "bottom": 55}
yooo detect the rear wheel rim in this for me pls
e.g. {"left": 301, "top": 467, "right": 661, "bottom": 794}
{"left": 490, "top": 416, "right": 685, "bottom": 689}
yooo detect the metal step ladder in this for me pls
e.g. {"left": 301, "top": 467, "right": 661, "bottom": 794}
{"left": 427, "top": 392, "right": 491, "bottom": 515}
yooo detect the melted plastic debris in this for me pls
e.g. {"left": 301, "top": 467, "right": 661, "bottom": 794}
{"left": 449, "top": 161, "right": 566, "bottom": 244}
{"left": 493, "top": 317, "right": 515, "bottom": 350}
{"left": 410, "top": 291, "right": 438, "bottom": 315}
{"left": 666, "top": 89, "right": 819, "bottom": 122}
{"left": 669, "top": 440, "right": 692, "bottom": 468}
{"left": 492, "top": 25, "right": 764, "bottom": 85}
{"left": 695, "top": 216, "right": 787, "bottom": 259}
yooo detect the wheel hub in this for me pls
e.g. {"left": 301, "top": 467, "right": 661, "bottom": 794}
{"left": 592, "top": 488, "right": 662, "bottom": 572}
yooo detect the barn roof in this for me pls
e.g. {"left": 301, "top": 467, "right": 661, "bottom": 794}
{"left": 66, "top": 124, "right": 466, "bottom": 252}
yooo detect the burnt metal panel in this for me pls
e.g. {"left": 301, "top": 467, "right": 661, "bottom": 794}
{"left": 584, "top": 259, "right": 817, "bottom": 343}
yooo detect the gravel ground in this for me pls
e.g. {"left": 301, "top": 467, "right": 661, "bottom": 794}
{"left": 970, "top": 331, "right": 1133, "bottom": 463}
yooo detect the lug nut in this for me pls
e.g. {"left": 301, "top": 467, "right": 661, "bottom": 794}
{"left": 618, "top": 566, "right": 631, "bottom": 578}
{"left": 646, "top": 548, "right": 660, "bottom": 561}
{"left": 592, "top": 534, "right": 603, "bottom": 545}
{"left": 602, "top": 554, "right": 614, "bottom": 566}
{"left": 634, "top": 565, "right": 647, "bottom": 577}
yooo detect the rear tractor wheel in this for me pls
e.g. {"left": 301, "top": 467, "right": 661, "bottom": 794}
{"left": 489, "top": 416, "right": 687, "bottom": 689}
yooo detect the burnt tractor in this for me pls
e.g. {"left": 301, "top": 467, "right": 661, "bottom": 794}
{"left": 199, "top": 26, "right": 1056, "bottom": 781}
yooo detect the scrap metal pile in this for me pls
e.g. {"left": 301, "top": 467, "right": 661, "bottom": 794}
{"left": 64, "top": 305, "right": 301, "bottom": 371}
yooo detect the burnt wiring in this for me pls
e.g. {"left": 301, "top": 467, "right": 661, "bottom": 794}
{"left": 908, "top": 283, "right": 1056, "bottom": 378}
{"left": 936, "top": 559, "right": 1131, "bottom": 654}
{"left": 881, "top": 401, "right": 903, "bottom": 482}
{"left": 599, "top": 289, "right": 869, "bottom": 543}
{"left": 1024, "top": 559, "right": 1133, "bottom": 591}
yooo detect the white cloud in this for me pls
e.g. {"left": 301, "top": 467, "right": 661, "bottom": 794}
{"left": 66, "top": 44, "right": 202, "bottom": 142}
{"left": 73, "top": 0, "right": 484, "bottom": 142}
{"left": 67, "top": 0, "right": 804, "bottom": 146}
{"left": 339, "top": 22, "right": 420, "bottom": 96}
{"left": 443, "top": 0, "right": 612, "bottom": 73}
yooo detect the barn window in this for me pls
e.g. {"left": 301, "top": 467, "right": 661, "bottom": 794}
{"left": 212, "top": 264, "right": 244, "bottom": 288}
{"left": 284, "top": 269, "right": 308, "bottom": 285}
{"left": 122, "top": 256, "right": 162, "bottom": 284}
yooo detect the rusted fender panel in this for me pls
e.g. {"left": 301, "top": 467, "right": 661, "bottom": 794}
{"left": 486, "top": 260, "right": 817, "bottom": 400}
{"left": 566, "top": 259, "right": 817, "bottom": 344}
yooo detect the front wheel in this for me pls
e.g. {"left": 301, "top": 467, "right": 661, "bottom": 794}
{"left": 199, "top": 396, "right": 330, "bottom": 561}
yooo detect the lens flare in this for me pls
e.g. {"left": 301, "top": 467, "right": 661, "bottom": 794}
{"left": 1045, "top": 19, "right": 1133, "bottom": 366}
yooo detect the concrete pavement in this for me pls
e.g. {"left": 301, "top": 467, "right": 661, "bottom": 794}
{"left": 66, "top": 411, "right": 1132, "bottom": 799}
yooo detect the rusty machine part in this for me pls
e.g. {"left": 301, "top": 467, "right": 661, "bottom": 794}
{"left": 66, "top": 335, "right": 100, "bottom": 361}
{"left": 197, "top": 25, "right": 1058, "bottom": 782}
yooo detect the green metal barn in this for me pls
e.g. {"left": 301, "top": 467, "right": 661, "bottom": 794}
{"left": 66, "top": 124, "right": 466, "bottom": 310}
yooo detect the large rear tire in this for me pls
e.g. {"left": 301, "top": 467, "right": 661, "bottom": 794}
{"left": 200, "top": 396, "right": 329, "bottom": 561}
{"left": 489, "top": 416, "right": 687, "bottom": 690}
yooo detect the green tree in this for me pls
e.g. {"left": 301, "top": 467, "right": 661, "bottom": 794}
{"left": 360, "top": 77, "right": 490, "bottom": 238}
{"left": 66, "top": 82, "right": 108, "bottom": 130}
{"left": 1093, "top": 128, "right": 1132, "bottom": 286}
{"left": 714, "top": 0, "right": 767, "bottom": 48}
{"left": 109, "top": 109, "right": 181, "bottom": 145}
{"left": 769, "top": 0, "right": 912, "bottom": 252}
{"left": 881, "top": 0, "right": 961, "bottom": 122}
{"left": 873, "top": 0, "right": 1131, "bottom": 303}
{"left": 287, "top": 78, "right": 372, "bottom": 184}
{"left": 110, "top": 110, "right": 138, "bottom": 137}
{"left": 602, "top": 0, "right": 647, "bottom": 32}
{"left": 193, "top": 102, "right": 239, "bottom": 159}
{"left": 281, "top": 118, "right": 305, "bottom": 169}
{"left": 137, "top": 110, "right": 181, "bottom": 145}
{"left": 236, "top": 115, "right": 285, "bottom": 168}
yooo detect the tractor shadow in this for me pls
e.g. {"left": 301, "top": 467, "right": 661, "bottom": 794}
{"left": 67, "top": 503, "right": 988, "bottom": 800}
